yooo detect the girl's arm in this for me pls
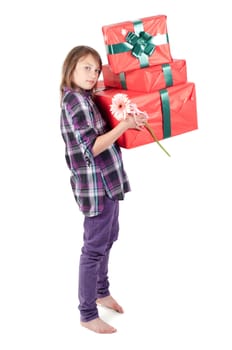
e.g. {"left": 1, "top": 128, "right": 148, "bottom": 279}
{"left": 92, "top": 115, "right": 146, "bottom": 157}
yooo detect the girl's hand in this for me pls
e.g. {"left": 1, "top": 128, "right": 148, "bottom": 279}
{"left": 133, "top": 113, "right": 148, "bottom": 129}
{"left": 122, "top": 113, "right": 147, "bottom": 130}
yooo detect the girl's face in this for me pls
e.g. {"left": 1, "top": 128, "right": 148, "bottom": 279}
{"left": 72, "top": 54, "right": 100, "bottom": 90}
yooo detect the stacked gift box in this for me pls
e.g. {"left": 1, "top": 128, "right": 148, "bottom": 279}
{"left": 95, "top": 14, "right": 198, "bottom": 149}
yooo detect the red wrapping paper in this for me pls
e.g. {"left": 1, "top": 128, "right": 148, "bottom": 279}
{"left": 102, "top": 59, "right": 187, "bottom": 93}
{"left": 102, "top": 15, "right": 172, "bottom": 74}
{"left": 96, "top": 80, "right": 105, "bottom": 91}
{"left": 95, "top": 82, "right": 198, "bottom": 149}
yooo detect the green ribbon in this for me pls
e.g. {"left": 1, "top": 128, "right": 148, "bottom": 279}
{"left": 106, "top": 19, "right": 157, "bottom": 68}
{"left": 162, "top": 63, "right": 173, "bottom": 87}
{"left": 159, "top": 89, "right": 171, "bottom": 138}
{"left": 119, "top": 72, "right": 127, "bottom": 89}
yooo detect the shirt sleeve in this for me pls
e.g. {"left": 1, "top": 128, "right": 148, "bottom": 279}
{"left": 64, "top": 92, "right": 97, "bottom": 161}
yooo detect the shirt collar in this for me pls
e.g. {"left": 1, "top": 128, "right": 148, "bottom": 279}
{"left": 63, "top": 86, "right": 92, "bottom": 98}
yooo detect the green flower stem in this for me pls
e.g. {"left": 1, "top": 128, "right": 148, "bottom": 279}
{"left": 145, "top": 122, "right": 171, "bottom": 157}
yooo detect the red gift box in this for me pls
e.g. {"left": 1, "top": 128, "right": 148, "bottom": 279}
{"left": 102, "top": 14, "right": 172, "bottom": 74}
{"left": 102, "top": 59, "right": 187, "bottom": 93}
{"left": 95, "top": 82, "right": 198, "bottom": 149}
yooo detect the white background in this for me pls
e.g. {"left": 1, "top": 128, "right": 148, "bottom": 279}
{"left": 0, "top": 1, "right": 231, "bottom": 349}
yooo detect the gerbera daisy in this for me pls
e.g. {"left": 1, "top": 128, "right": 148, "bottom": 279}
{"left": 110, "top": 93, "right": 131, "bottom": 120}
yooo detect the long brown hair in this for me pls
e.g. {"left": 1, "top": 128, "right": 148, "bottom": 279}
{"left": 60, "top": 45, "right": 102, "bottom": 103}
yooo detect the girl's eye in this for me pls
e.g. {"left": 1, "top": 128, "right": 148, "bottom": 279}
{"left": 83, "top": 66, "right": 100, "bottom": 74}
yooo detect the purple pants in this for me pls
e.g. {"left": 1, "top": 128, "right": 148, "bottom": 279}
{"left": 78, "top": 196, "right": 119, "bottom": 322}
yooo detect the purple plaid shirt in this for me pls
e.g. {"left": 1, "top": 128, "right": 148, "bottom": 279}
{"left": 60, "top": 88, "right": 131, "bottom": 217}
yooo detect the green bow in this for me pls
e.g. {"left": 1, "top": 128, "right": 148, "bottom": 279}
{"left": 125, "top": 31, "right": 155, "bottom": 58}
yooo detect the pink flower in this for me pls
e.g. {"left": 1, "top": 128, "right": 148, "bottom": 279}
{"left": 110, "top": 93, "right": 131, "bottom": 120}
{"left": 110, "top": 93, "right": 171, "bottom": 157}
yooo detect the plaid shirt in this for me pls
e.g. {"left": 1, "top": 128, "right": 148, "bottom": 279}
{"left": 60, "top": 88, "right": 131, "bottom": 217}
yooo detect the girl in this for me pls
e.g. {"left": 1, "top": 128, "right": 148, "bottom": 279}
{"left": 60, "top": 46, "right": 146, "bottom": 334}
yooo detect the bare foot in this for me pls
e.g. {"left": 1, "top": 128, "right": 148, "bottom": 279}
{"left": 96, "top": 295, "right": 124, "bottom": 313}
{"left": 80, "top": 317, "right": 117, "bottom": 334}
